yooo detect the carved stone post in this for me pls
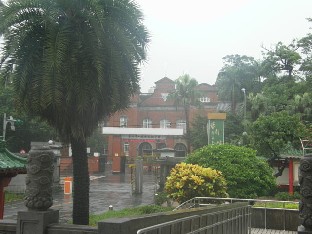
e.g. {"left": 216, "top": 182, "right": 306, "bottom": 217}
{"left": 17, "top": 146, "right": 59, "bottom": 234}
{"left": 298, "top": 154, "right": 312, "bottom": 233}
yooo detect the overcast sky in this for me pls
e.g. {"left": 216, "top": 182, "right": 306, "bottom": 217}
{"left": 136, "top": 0, "right": 312, "bottom": 92}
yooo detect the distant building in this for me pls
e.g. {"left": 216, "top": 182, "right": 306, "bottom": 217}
{"left": 103, "top": 77, "right": 222, "bottom": 163}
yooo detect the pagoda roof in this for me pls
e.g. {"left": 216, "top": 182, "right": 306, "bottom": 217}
{"left": 0, "top": 141, "right": 27, "bottom": 174}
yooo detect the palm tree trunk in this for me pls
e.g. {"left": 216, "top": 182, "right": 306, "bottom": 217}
{"left": 71, "top": 136, "right": 90, "bottom": 225}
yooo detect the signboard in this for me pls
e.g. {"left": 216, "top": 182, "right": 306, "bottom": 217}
{"left": 207, "top": 113, "right": 226, "bottom": 145}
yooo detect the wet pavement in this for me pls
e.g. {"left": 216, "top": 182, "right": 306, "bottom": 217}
{"left": 4, "top": 166, "right": 158, "bottom": 223}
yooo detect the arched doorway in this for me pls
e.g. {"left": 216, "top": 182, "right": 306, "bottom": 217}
{"left": 174, "top": 143, "right": 187, "bottom": 157}
{"left": 138, "top": 142, "right": 152, "bottom": 156}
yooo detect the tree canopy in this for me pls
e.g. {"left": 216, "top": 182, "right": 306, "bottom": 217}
{"left": 250, "top": 111, "right": 308, "bottom": 158}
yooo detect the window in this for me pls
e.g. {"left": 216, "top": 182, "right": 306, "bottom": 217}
{"left": 174, "top": 143, "right": 187, "bottom": 157}
{"left": 199, "top": 97, "right": 211, "bottom": 103}
{"left": 176, "top": 120, "right": 186, "bottom": 133}
{"left": 138, "top": 142, "right": 152, "bottom": 156}
{"left": 160, "top": 119, "right": 170, "bottom": 128}
{"left": 143, "top": 118, "right": 152, "bottom": 128}
{"left": 123, "top": 142, "right": 129, "bottom": 155}
{"left": 161, "top": 93, "right": 169, "bottom": 101}
{"left": 120, "top": 116, "right": 128, "bottom": 127}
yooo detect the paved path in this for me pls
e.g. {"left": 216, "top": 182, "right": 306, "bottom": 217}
{"left": 4, "top": 166, "right": 157, "bottom": 223}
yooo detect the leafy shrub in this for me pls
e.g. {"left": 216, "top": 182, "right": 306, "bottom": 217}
{"left": 275, "top": 192, "right": 301, "bottom": 201}
{"left": 4, "top": 191, "right": 24, "bottom": 202}
{"left": 154, "top": 192, "right": 169, "bottom": 206}
{"left": 165, "top": 162, "right": 228, "bottom": 203}
{"left": 186, "top": 144, "right": 276, "bottom": 198}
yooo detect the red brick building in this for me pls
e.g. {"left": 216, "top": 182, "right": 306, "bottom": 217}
{"left": 102, "top": 77, "right": 220, "bottom": 165}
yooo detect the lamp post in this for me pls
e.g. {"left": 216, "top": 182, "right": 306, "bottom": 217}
{"left": 241, "top": 88, "right": 247, "bottom": 143}
{"left": 241, "top": 88, "right": 246, "bottom": 122}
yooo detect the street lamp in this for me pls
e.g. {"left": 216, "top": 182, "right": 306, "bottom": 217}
{"left": 241, "top": 88, "right": 247, "bottom": 136}
{"left": 241, "top": 88, "right": 246, "bottom": 121}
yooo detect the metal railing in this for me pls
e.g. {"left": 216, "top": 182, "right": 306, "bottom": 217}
{"left": 137, "top": 205, "right": 251, "bottom": 234}
{"left": 174, "top": 197, "right": 299, "bottom": 231}
{"left": 137, "top": 215, "right": 200, "bottom": 234}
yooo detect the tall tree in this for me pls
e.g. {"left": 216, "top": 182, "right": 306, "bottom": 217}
{"left": 0, "top": 0, "right": 149, "bottom": 225}
{"left": 261, "top": 41, "right": 301, "bottom": 80}
{"left": 216, "top": 55, "right": 262, "bottom": 113}
{"left": 169, "top": 74, "right": 198, "bottom": 153}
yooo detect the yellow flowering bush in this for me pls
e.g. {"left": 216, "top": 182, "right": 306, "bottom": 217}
{"left": 165, "top": 163, "right": 228, "bottom": 203}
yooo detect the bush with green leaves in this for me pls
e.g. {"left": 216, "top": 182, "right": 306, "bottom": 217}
{"left": 274, "top": 192, "right": 301, "bottom": 201}
{"left": 186, "top": 144, "right": 276, "bottom": 198}
{"left": 165, "top": 162, "right": 228, "bottom": 203}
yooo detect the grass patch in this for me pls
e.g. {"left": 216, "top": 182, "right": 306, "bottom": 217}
{"left": 89, "top": 205, "right": 173, "bottom": 226}
{"left": 253, "top": 201, "right": 298, "bottom": 210}
{"left": 4, "top": 191, "right": 24, "bottom": 203}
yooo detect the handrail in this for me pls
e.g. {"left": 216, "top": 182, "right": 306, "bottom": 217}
{"left": 173, "top": 196, "right": 298, "bottom": 231}
{"left": 137, "top": 204, "right": 251, "bottom": 234}
{"left": 137, "top": 215, "right": 200, "bottom": 234}
{"left": 174, "top": 197, "right": 299, "bottom": 211}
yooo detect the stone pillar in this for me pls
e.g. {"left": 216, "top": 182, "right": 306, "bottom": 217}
{"left": 298, "top": 154, "right": 312, "bottom": 233}
{"left": 17, "top": 146, "right": 59, "bottom": 234}
{"left": 134, "top": 159, "right": 143, "bottom": 194}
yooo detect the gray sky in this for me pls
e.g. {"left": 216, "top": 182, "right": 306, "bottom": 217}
{"left": 136, "top": 0, "right": 312, "bottom": 92}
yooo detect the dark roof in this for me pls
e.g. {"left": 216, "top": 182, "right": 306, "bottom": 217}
{"left": 195, "top": 83, "right": 216, "bottom": 91}
{"left": 0, "top": 141, "right": 27, "bottom": 174}
{"left": 154, "top": 77, "right": 174, "bottom": 84}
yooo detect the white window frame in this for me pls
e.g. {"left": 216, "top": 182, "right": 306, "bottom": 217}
{"left": 143, "top": 118, "right": 152, "bottom": 128}
{"left": 123, "top": 142, "right": 129, "bottom": 154}
{"left": 160, "top": 119, "right": 170, "bottom": 128}
{"left": 120, "top": 116, "right": 128, "bottom": 127}
{"left": 199, "top": 97, "right": 211, "bottom": 103}
{"left": 176, "top": 120, "right": 186, "bottom": 133}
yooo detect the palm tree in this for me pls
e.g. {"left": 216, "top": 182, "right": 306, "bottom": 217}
{"left": 170, "top": 74, "right": 198, "bottom": 153}
{"left": 0, "top": 0, "right": 149, "bottom": 225}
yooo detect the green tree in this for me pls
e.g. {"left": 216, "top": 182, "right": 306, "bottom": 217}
{"left": 189, "top": 115, "right": 208, "bottom": 150}
{"left": 87, "top": 126, "right": 107, "bottom": 156}
{"left": 248, "top": 93, "right": 270, "bottom": 121}
{"left": 0, "top": 0, "right": 149, "bottom": 225}
{"left": 186, "top": 144, "right": 276, "bottom": 198}
{"left": 261, "top": 41, "right": 301, "bottom": 80}
{"left": 169, "top": 74, "right": 198, "bottom": 153}
{"left": 250, "top": 111, "right": 307, "bottom": 158}
{"left": 223, "top": 112, "right": 244, "bottom": 144}
{"left": 0, "top": 80, "right": 57, "bottom": 152}
{"left": 216, "top": 55, "right": 262, "bottom": 113}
